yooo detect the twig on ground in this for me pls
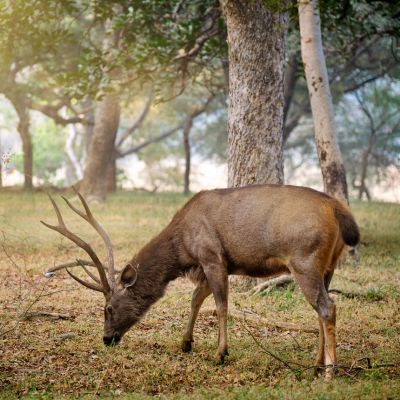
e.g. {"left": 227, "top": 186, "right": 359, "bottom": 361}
{"left": 22, "top": 311, "right": 74, "bottom": 321}
{"left": 0, "top": 278, "right": 51, "bottom": 337}
{"left": 328, "top": 288, "right": 361, "bottom": 298}
{"left": 238, "top": 313, "right": 397, "bottom": 379}
{"left": 239, "top": 319, "right": 299, "bottom": 374}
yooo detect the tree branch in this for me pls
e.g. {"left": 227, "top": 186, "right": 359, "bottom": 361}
{"left": 118, "top": 94, "right": 214, "bottom": 158}
{"left": 30, "top": 102, "right": 84, "bottom": 126}
{"left": 116, "top": 93, "right": 153, "bottom": 148}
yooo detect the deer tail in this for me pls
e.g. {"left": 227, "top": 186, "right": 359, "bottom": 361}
{"left": 334, "top": 205, "right": 360, "bottom": 247}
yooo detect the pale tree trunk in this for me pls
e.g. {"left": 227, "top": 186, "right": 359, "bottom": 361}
{"left": 183, "top": 117, "right": 193, "bottom": 195}
{"left": 65, "top": 123, "right": 83, "bottom": 184}
{"left": 299, "top": 0, "right": 348, "bottom": 203}
{"left": 80, "top": 94, "right": 120, "bottom": 202}
{"left": 220, "top": 0, "right": 287, "bottom": 188}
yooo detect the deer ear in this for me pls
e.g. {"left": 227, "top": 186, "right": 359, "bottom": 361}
{"left": 120, "top": 263, "right": 138, "bottom": 288}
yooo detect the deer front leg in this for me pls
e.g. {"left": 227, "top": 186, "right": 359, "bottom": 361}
{"left": 202, "top": 262, "right": 229, "bottom": 364}
{"left": 182, "top": 279, "right": 211, "bottom": 352}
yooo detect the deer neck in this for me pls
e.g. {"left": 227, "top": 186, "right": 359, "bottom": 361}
{"left": 129, "top": 228, "right": 182, "bottom": 304}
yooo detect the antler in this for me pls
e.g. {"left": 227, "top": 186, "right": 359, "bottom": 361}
{"left": 45, "top": 259, "right": 121, "bottom": 276}
{"left": 41, "top": 189, "right": 113, "bottom": 296}
{"left": 62, "top": 187, "right": 116, "bottom": 289}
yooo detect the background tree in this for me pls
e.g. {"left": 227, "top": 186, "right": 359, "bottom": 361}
{"left": 220, "top": 0, "right": 287, "bottom": 187}
{"left": 339, "top": 80, "right": 400, "bottom": 200}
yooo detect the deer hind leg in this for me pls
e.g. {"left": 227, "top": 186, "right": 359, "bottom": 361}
{"left": 182, "top": 278, "right": 211, "bottom": 352}
{"left": 315, "top": 317, "right": 325, "bottom": 368}
{"left": 201, "top": 261, "right": 229, "bottom": 364}
{"left": 290, "top": 263, "right": 336, "bottom": 379}
{"left": 315, "top": 269, "right": 335, "bottom": 372}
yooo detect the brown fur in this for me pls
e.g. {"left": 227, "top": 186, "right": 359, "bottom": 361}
{"left": 101, "top": 185, "right": 359, "bottom": 371}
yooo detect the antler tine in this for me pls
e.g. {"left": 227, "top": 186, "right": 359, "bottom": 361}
{"left": 41, "top": 194, "right": 111, "bottom": 295}
{"left": 77, "top": 259, "right": 101, "bottom": 284}
{"left": 66, "top": 268, "right": 104, "bottom": 293}
{"left": 60, "top": 186, "right": 116, "bottom": 289}
{"left": 46, "top": 259, "right": 95, "bottom": 274}
{"left": 46, "top": 193, "right": 66, "bottom": 227}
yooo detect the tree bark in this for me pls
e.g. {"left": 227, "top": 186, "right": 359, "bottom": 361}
{"left": 299, "top": 0, "right": 348, "bottom": 203}
{"left": 80, "top": 94, "right": 120, "bottom": 202}
{"left": 105, "top": 150, "right": 117, "bottom": 193}
{"left": 220, "top": 0, "right": 287, "bottom": 187}
{"left": 183, "top": 117, "right": 194, "bottom": 194}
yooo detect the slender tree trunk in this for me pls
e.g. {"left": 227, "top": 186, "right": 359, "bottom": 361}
{"left": 299, "top": 0, "right": 348, "bottom": 203}
{"left": 80, "top": 94, "right": 120, "bottom": 202}
{"left": 183, "top": 118, "right": 193, "bottom": 194}
{"left": 283, "top": 51, "right": 299, "bottom": 129}
{"left": 220, "top": 0, "right": 287, "bottom": 188}
{"left": 65, "top": 123, "right": 83, "bottom": 183}
{"left": 13, "top": 99, "right": 33, "bottom": 190}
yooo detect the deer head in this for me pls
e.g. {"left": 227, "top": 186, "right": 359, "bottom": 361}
{"left": 42, "top": 187, "right": 141, "bottom": 346}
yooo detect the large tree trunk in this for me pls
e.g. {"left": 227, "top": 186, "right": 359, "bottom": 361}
{"left": 105, "top": 151, "right": 117, "bottom": 193}
{"left": 220, "top": 0, "right": 287, "bottom": 188}
{"left": 80, "top": 94, "right": 120, "bottom": 202}
{"left": 220, "top": 1, "right": 287, "bottom": 290}
{"left": 299, "top": 0, "right": 348, "bottom": 203}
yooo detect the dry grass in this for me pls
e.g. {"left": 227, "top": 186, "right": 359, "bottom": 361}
{"left": 0, "top": 191, "right": 399, "bottom": 399}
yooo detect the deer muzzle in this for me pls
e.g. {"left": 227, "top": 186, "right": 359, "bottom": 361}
{"left": 103, "top": 333, "right": 121, "bottom": 346}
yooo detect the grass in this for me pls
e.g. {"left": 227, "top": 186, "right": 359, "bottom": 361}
{"left": 0, "top": 191, "right": 399, "bottom": 399}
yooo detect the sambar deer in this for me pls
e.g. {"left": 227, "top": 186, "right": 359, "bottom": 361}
{"left": 43, "top": 185, "right": 359, "bottom": 375}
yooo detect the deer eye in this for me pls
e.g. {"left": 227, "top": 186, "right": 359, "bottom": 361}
{"left": 106, "top": 305, "right": 113, "bottom": 314}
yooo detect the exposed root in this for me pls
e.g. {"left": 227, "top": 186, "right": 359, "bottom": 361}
{"left": 251, "top": 274, "right": 293, "bottom": 295}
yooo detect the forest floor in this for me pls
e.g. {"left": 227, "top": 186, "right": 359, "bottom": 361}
{"left": 0, "top": 190, "right": 399, "bottom": 399}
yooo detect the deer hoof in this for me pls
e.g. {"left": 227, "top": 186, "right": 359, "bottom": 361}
{"left": 215, "top": 349, "right": 229, "bottom": 364}
{"left": 313, "top": 365, "right": 324, "bottom": 378}
{"left": 181, "top": 339, "right": 193, "bottom": 353}
{"left": 325, "top": 366, "right": 335, "bottom": 381}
